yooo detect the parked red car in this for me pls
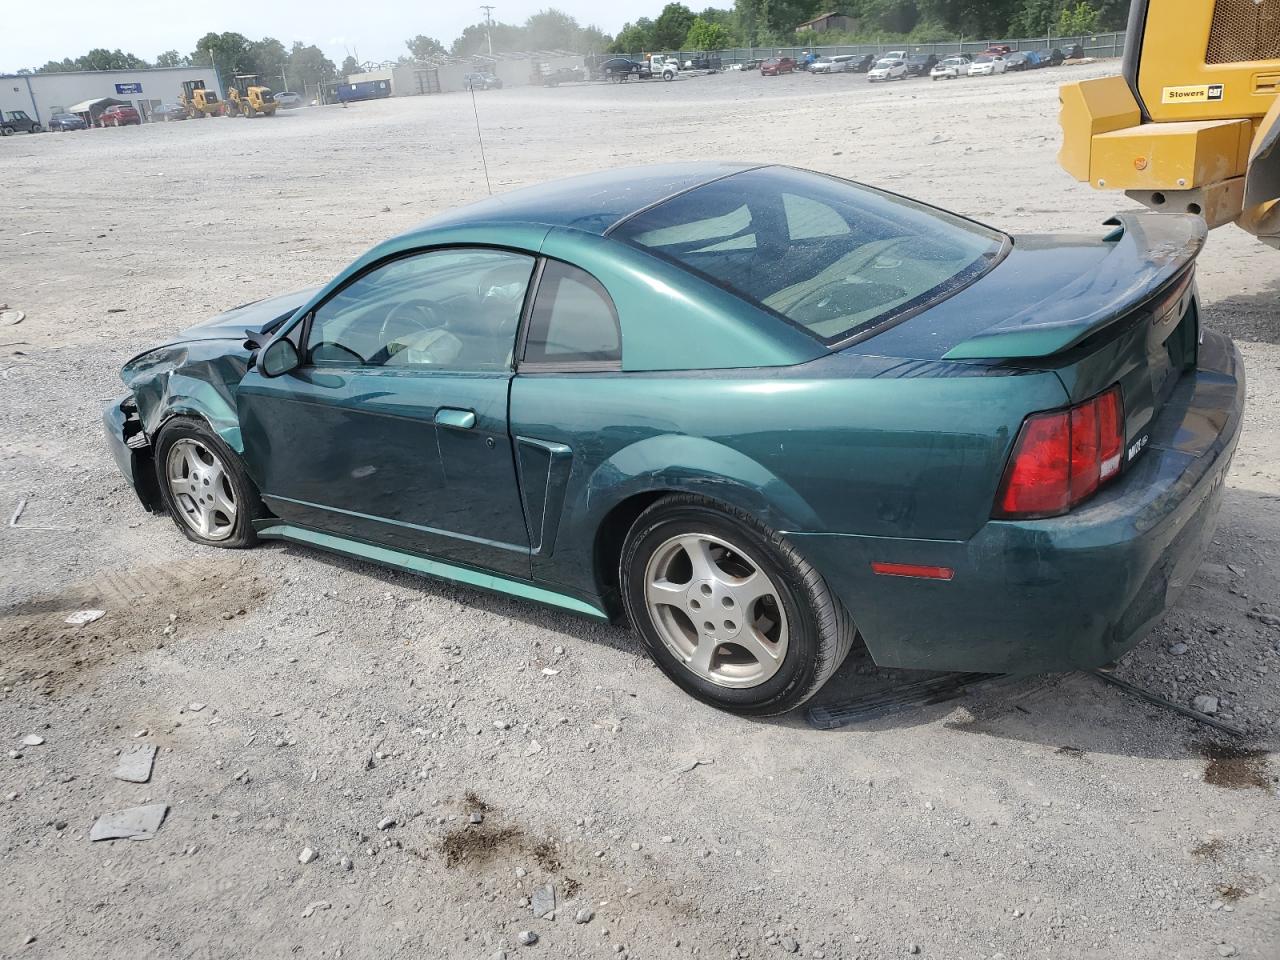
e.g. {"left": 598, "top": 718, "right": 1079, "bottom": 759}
{"left": 761, "top": 57, "right": 796, "bottom": 76}
{"left": 99, "top": 104, "right": 141, "bottom": 127}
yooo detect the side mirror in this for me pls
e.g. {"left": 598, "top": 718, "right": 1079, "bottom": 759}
{"left": 260, "top": 338, "right": 300, "bottom": 377}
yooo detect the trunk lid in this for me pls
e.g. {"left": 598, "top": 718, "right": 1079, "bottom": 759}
{"left": 863, "top": 212, "right": 1205, "bottom": 474}
{"left": 941, "top": 212, "right": 1205, "bottom": 361}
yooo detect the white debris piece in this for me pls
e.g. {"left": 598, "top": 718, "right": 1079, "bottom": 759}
{"left": 89, "top": 803, "right": 168, "bottom": 841}
{"left": 113, "top": 744, "right": 157, "bottom": 783}
{"left": 64, "top": 609, "right": 105, "bottom": 626}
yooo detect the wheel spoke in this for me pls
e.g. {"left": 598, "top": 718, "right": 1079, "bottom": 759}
{"left": 735, "top": 626, "right": 783, "bottom": 665}
{"left": 687, "top": 636, "right": 717, "bottom": 675}
{"left": 678, "top": 535, "right": 719, "bottom": 583}
{"left": 196, "top": 503, "right": 215, "bottom": 536}
{"left": 728, "top": 569, "right": 777, "bottom": 609}
{"left": 211, "top": 486, "right": 236, "bottom": 520}
{"left": 647, "top": 578, "right": 687, "bottom": 604}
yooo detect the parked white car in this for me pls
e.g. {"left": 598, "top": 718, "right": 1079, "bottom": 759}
{"left": 930, "top": 55, "right": 972, "bottom": 80}
{"left": 273, "top": 91, "right": 304, "bottom": 108}
{"left": 884, "top": 50, "right": 908, "bottom": 59}
{"left": 808, "top": 55, "right": 860, "bottom": 74}
{"left": 968, "top": 55, "right": 1008, "bottom": 76}
{"left": 867, "top": 58, "right": 907, "bottom": 82}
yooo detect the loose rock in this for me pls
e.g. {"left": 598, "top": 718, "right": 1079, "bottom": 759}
{"left": 574, "top": 907, "right": 594, "bottom": 924}
{"left": 21, "top": 734, "right": 44, "bottom": 747}
{"left": 1192, "top": 695, "right": 1220, "bottom": 715}
{"left": 517, "top": 930, "right": 538, "bottom": 946}
{"left": 531, "top": 884, "right": 556, "bottom": 919}
{"left": 299, "top": 846, "right": 318, "bottom": 864}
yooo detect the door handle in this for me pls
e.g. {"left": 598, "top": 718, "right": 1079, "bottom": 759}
{"left": 435, "top": 407, "right": 476, "bottom": 430}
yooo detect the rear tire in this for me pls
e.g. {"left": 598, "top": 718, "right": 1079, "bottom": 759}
{"left": 154, "top": 418, "right": 264, "bottom": 550}
{"left": 620, "top": 494, "right": 856, "bottom": 716}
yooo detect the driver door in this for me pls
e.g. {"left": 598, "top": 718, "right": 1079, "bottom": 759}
{"left": 237, "top": 247, "right": 537, "bottom": 578}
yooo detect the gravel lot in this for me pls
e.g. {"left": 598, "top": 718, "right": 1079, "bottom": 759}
{"left": 1, "top": 64, "right": 1278, "bottom": 960}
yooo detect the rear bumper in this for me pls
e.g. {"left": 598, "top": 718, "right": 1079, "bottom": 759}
{"left": 102, "top": 395, "right": 161, "bottom": 512}
{"left": 791, "top": 331, "right": 1245, "bottom": 673}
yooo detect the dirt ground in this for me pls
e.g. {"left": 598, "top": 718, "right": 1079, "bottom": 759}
{"left": 1, "top": 64, "right": 1278, "bottom": 960}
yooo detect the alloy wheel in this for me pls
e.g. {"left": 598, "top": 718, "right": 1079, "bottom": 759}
{"left": 643, "top": 533, "right": 789, "bottom": 689}
{"left": 165, "top": 438, "right": 237, "bottom": 541}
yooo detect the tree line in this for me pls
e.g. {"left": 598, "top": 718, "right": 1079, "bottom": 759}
{"left": 19, "top": 36, "right": 340, "bottom": 93}
{"left": 612, "top": 1, "right": 1132, "bottom": 53}
{"left": 13, "top": 1, "right": 1130, "bottom": 80}
{"left": 14, "top": 9, "right": 612, "bottom": 80}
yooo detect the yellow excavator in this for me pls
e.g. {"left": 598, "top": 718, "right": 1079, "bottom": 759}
{"left": 179, "top": 80, "right": 222, "bottom": 119}
{"left": 226, "top": 75, "right": 279, "bottom": 118}
{"left": 1059, "top": 0, "right": 1280, "bottom": 247}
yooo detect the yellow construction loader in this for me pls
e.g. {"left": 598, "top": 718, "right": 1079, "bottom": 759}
{"left": 1059, "top": 0, "right": 1280, "bottom": 247}
{"left": 226, "top": 75, "right": 279, "bottom": 118}
{"left": 179, "top": 80, "right": 222, "bottom": 119}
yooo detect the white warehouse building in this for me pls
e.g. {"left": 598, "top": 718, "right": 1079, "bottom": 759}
{"left": 1, "top": 66, "right": 223, "bottom": 126}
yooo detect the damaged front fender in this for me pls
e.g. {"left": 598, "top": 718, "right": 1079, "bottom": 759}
{"left": 106, "top": 339, "right": 256, "bottom": 511}
{"left": 122, "top": 339, "right": 254, "bottom": 452}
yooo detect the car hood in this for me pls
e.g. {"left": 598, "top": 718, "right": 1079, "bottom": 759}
{"left": 173, "top": 286, "right": 319, "bottom": 343}
{"left": 856, "top": 212, "right": 1206, "bottom": 361}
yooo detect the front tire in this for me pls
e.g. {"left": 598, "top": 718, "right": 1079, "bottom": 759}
{"left": 154, "top": 419, "right": 263, "bottom": 549}
{"left": 620, "top": 494, "right": 855, "bottom": 716}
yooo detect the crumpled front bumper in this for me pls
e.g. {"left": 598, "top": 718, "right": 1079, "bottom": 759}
{"left": 102, "top": 394, "right": 161, "bottom": 512}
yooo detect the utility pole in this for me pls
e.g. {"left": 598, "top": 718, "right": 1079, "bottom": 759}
{"left": 480, "top": 5, "right": 495, "bottom": 56}
{"left": 280, "top": 63, "right": 289, "bottom": 92}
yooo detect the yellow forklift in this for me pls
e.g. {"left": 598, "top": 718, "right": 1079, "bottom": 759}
{"left": 1059, "top": 0, "right": 1280, "bottom": 247}
{"left": 179, "top": 80, "right": 222, "bottom": 119}
{"left": 226, "top": 75, "right": 279, "bottom": 118}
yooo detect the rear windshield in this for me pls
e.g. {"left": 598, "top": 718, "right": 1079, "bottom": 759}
{"left": 612, "top": 166, "right": 1005, "bottom": 345}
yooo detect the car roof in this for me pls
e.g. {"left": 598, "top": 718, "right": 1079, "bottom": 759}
{"left": 406, "top": 162, "right": 758, "bottom": 238}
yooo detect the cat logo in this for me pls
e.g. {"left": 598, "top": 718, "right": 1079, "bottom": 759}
{"left": 1161, "top": 83, "right": 1225, "bottom": 104}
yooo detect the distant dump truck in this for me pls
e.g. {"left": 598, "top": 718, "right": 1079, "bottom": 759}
{"left": 179, "top": 80, "right": 221, "bottom": 118}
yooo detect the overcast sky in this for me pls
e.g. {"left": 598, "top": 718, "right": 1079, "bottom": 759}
{"left": 4, "top": 1, "right": 655, "bottom": 73}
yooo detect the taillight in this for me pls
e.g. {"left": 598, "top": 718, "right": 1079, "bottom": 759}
{"left": 994, "top": 385, "right": 1125, "bottom": 519}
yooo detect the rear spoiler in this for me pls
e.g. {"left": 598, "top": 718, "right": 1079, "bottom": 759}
{"left": 943, "top": 212, "right": 1206, "bottom": 360}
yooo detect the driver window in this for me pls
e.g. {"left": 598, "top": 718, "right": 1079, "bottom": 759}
{"left": 306, "top": 248, "right": 535, "bottom": 371}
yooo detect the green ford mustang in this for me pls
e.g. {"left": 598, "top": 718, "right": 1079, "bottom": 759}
{"left": 104, "top": 163, "right": 1244, "bottom": 715}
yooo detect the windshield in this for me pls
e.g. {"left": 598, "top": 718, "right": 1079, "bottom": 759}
{"left": 613, "top": 166, "right": 1005, "bottom": 345}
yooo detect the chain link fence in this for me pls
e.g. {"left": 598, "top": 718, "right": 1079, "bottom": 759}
{"left": 615, "top": 31, "right": 1126, "bottom": 66}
